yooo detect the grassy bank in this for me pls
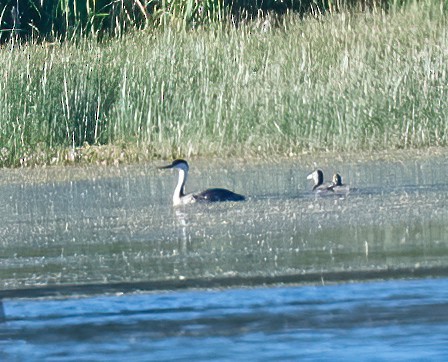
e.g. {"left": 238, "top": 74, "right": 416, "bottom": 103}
{"left": 0, "top": 1, "right": 447, "bottom": 167}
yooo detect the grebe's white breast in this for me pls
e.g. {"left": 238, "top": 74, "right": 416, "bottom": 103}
{"left": 174, "top": 193, "right": 196, "bottom": 206}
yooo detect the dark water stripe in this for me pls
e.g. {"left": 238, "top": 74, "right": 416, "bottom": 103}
{"left": 2, "top": 265, "right": 448, "bottom": 300}
{"left": 4, "top": 302, "right": 448, "bottom": 341}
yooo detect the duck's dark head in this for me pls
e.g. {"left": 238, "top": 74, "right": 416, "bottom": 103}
{"left": 332, "top": 173, "right": 342, "bottom": 186}
{"left": 158, "top": 159, "right": 189, "bottom": 172}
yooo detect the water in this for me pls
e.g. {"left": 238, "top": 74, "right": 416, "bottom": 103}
{"left": 1, "top": 278, "right": 448, "bottom": 361}
{"left": 1, "top": 153, "right": 448, "bottom": 359}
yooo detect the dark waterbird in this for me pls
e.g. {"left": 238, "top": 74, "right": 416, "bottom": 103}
{"left": 307, "top": 169, "right": 350, "bottom": 195}
{"left": 328, "top": 173, "right": 350, "bottom": 195}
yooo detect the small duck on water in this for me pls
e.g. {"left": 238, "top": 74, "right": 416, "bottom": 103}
{"left": 159, "top": 159, "right": 246, "bottom": 206}
{"left": 307, "top": 169, "right": 350, "bottom": 195}
{"left": 328, "top": 173, "right": 350, "bottom": 194}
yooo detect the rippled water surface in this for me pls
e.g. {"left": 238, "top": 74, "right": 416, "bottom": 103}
{"left": 2, "top": 278, "right": 448, "bottom": 361}
{"left": 1, "top": 153, "right": 448, "bottom": 359}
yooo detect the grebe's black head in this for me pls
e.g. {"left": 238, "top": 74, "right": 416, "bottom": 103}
{"left": 307, "top": 169, "right": 324, "bottom": 189}
{"left": 158, "top": 159, "right": 189, "bottom": 172}
{"left": 332, "top": 173, "right": 342, "bottom": 186}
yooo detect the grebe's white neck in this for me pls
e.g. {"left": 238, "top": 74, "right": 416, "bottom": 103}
{"left": 159, "top": 159, "right": 195, "bottom": 206}
{"left": 173, "top": 168, "right": 188, "bottom": 206}
{"left": 307, "top": 169, "right": 324, "bottom": 190}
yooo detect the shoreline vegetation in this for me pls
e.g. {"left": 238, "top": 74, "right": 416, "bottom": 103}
{"left": 1, "top": 0, "right": 447, "bottom": 168}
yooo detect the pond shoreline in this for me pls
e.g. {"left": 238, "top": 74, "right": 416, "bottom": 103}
{"left": 2, "top": 265, "right": 448, "bottom": 300}
{"left": 2, "top": 146, "right": 447, "bottom": 183}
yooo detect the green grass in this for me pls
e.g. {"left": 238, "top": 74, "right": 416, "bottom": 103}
{"left": 1, "top": 0, "right": 447, "bottom": 167}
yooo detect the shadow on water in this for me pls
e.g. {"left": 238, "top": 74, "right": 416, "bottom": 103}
{"left": 0, "top": 301, "right": 4, "bottom": 323}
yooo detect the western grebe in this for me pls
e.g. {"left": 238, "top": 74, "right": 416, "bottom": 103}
{"left": 159, "top": 159, "right": 246, "bottom": 206}
{"left": 307, "top": 169, "right": 333, "bottom": 192}
{"left": 328, "top": 173, "right": 350, "bottom": 194}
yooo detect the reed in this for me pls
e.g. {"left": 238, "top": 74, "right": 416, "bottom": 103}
{"left": 0, "top": 0, "right": 227, "bottom": 42}
{"left": 0, "top": 0, "right": 447, "bottom": 166}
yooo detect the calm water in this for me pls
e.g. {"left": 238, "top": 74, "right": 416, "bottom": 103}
{"left": 1, "top": 154, "right": 448, "bottom": 360}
